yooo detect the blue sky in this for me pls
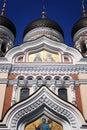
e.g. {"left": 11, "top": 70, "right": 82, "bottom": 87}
{"left": 0, "top": 0, "right": 86, "bottom": 47}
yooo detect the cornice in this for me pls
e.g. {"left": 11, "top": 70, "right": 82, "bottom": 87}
{"left": 0, "top": 63, "right": 87, "bottom": 74}
{"left": 0, "top": 78, "right": 86, "bottom": 86}
{"left": 11, "top": 64, "right": 87, "bottom": 74}
{"left": 0, "top": 64, "right": 11, "bottom": 73}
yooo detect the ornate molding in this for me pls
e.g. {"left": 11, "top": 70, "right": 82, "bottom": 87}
{"left": 7, "top": 79, "right": 87, "bottom": 87}
{"left": 5, "top": 36, "right": 82, "bottom": 63}
{"left": 4, "top": 87, "right": 85, "bottom": 130}
{"left": 0, "top": 64, "right": 11, "bottom": 73}
{"left": 23, "top": 27, "right": 64, "bottom": 42}
{"left": 10, "top": 64, "right": 87, "bottom": 74}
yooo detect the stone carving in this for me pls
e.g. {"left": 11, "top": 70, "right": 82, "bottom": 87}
{"left": 5, "top": 87, "right": 82, "bottom": 130}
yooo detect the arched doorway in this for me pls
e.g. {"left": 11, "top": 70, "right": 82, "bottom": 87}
{"left": 4, "top": 86, "right": 85, "bottom": 130}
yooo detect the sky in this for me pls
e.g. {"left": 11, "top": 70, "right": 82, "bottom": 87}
{"left": 0, "top": 0, "right": 86, "bottom": 47}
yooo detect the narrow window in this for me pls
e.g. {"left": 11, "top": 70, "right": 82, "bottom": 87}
{"left": 20, "top": 88, "right": 29, "bottom": 101}
{"left": 58, "top": 88, "right": 67, "bottom": 101}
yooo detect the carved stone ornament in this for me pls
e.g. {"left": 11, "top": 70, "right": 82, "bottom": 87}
{"left": 2, "top": 86, "right": 86, "bottom": 130}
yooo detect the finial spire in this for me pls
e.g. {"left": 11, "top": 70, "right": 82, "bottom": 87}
{"left": 1, "top": 0, "right": 6, "bottom": 16}
{"left": 82, "top": 0, "right": 87, "bottom": 17}
{"left": 41, "top": 0, "right": 46, "bottom": 19}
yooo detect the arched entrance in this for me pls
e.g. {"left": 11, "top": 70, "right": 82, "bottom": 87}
{"left": 3, "top": 86, "right": 85, "bottom": 130}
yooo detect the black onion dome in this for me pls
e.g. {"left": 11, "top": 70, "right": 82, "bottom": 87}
{"left": 72, "top": 17, "right": 87, "bottom": 38}
{"left": 23, "top": 18, "right": 64, "bottom": 38}
{"left": 0, "top": 16, "right": 16, "bottom": 37}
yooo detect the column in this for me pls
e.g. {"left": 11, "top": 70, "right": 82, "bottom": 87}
{"left": 51, "top": 79, "right": 56, "bottom": 92}
{"left": 70, "top": 83, "right": 77, "bottom": 106}
{"left": 32, "top": 79, "right": 37, "bottom": 92}
{"left": 11, "top": 83, "right": 18, "bottom": 106}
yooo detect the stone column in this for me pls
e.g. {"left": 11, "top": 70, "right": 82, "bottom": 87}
{"left": 70, "top": 83, "right": 77, "bottom": 106}
{"left": 11, "top": 83, "right": 18, "bottom": 106}
{"left": 32, "top": 79, "right": 37, "bottom": 92}
{"left": 51, "top": 79, "right": 56, "bottom": 92}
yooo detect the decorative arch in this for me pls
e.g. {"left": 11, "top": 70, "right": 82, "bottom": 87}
{"left": 62, "top": 75, "right": 72, "bottom": 80}
{"left": 5, "top": 36, "right": 83, "bottom": 63}
{"left": 3, "top": 86, "right": 85, "bottom": 130}
{"left": 54, "top": 75, "right": 61, "bottom": 80}
{"left": 36, "top": 76, "right": 43, "bottom": 80}
{"left": 26, "top": 76, "right": 34, "bottom": 80}
{"left": 17, "top": 75, "right": 25, "bottom": 80}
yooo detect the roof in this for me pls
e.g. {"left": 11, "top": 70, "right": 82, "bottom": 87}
{"left": 0, "top": 16, "right": 16, "bottom": 37}
{"left": 23, "top": 18, "right": 64, "bottom": 38}
{"left": 72, "top": 17, "right": 87, "bottom": 37}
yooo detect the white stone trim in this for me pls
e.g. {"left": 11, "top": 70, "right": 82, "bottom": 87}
{"left": 23, "top": 27, "right": 64, "bottom": 42}
{"left": 3, "top": 86, "right": 86, "bottom": 130}
{"left": 11, "top": 84, "right": 18, "bottom": 106}
{"left": 73, "top": 27, "right": 87, "bottom": 43}
{"left": 0, "top": 25, "right": 15, "bottom": 42}
{"left": 5, "top": 36, "right": 82, "bottom": 63}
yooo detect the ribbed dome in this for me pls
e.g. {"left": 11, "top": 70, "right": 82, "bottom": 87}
{"left": 0, "top": 16, "right": 16, "bottom": 37}
{"left": 72, "top": 17, "right": 87, "bottom": 38}
{"left": 23, "top": 18, "right": 64, "bottom": 38}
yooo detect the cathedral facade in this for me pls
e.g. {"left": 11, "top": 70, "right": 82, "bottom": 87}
{"left": 0, "top": 1, "right": 87, "bottom": 130}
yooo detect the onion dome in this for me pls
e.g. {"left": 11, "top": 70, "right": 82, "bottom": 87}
{"left": 72, "top": 0, "right": 87, "bottom": 40}
{"left": 23, "top": 12, "right": 64, "bottom": 42}
{"left": 72, "top": 17, "right": 87, "bottom": 38}
{"left": 23, "top": 18, "right": 64, "bottom": 38}
{"left": 0, "top": 0, "right": 16, "bottom": 56}
{"left": 0, "top": 16, "right": 16, "bottom": 37}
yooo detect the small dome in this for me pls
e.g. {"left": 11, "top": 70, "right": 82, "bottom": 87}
{"left": 72, "top": 17, "right": 87, "bottom": 38}
{"left": 0, "top": 16, "right": 16, "bottom": 37}
{"left": 23, "top": 18, "right": 64, "bottom": 38}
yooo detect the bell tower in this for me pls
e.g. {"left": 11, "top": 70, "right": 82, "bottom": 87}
{"left": 72, "top": 0, "right": 87, "bottom": 57}
{"left": 0, "top": 0, "right": 16, "bottom": 56}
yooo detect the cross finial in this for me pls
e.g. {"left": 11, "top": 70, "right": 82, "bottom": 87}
{"left": 1, "top": 0, "right": 6, "bottom": 16}
{"left": 82, "top": 0, "right": 87, "bottom": 17}
{"left": 41, "top": 0, "right": 46, "bottom": 18}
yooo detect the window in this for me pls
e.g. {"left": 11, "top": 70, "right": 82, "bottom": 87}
{"left": 45, "top": 76, "right": 52, "bottom": 80}
{"left": 20, "top": 88, "right": 29, "bottom": 101}
{"left": 17, "top": 56, "right": 23, "bottom": 62}
{"left": 58, "top": 88, "right": 67, "bottom": 101}
{"left": 27, "top": 76, "right": 33, "bottom": 80}
{"left": 63, "top": 76, "right": 70, "bottom": 80}
{"left": 36, "top": 76, "right": 43, "bottom": 80}
{"left": 64, "top": 56, "right": 69, "bottom": 62}
{"left": 54, "top": 76, "right": 61, "bottom": 80}
{"left": 18, "top": 76, "right": 24, "bottom": 80}
{"left": 16, "top": 55, "right": 24, "bottom": 63}
{"left": 1, "top": 42, "right": 6, "bottom": 53}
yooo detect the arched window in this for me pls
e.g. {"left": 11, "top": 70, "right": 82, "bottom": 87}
{"left": 20, "top": 88, "right": 29, "bottom": 101}
{"left": 54, "top": 76, "right": 61, "bottom": 80}
{"left": 45, "top": 76, "right": 52, "bottom": 80}
{"left": 58, "top": 88, "right": 67, "bottom": 101}
{"left": 18, "top": 76, "right": 24, "bottom": 80}
{"left": 64, "top": 56, "right": 69, "bottom": 62}
{"left": 63, "top": 76, "right": 70, "bottom": 80}
{"left": 27, "top": 76, "right": 33, "bottom": 80}
{"left": 36, "top": 76, "right": 43, "bottom": 80}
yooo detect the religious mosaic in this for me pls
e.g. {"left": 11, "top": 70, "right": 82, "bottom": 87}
{"left": 29, "top": 50, "right": 59, "bottom": 62}
{"left": 25, "top": 116, "right": 63, "bottom": 130}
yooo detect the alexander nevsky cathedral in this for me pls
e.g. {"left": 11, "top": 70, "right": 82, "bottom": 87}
{"left": 0, "top": 0, "right": 87, "bottom": 130}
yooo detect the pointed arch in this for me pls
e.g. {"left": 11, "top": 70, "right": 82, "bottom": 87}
{"left": 3, "top": 86, "right": 85, "bottom": 130}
